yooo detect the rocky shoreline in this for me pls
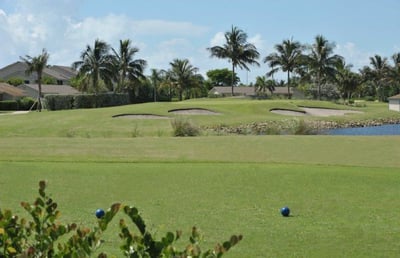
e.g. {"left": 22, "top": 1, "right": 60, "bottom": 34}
{"left": 204, "top": 118, "right": 400, "bottom": 135}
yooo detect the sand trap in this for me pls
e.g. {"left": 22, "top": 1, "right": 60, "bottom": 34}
{"left": 113, "top": 114, "right": 169, "bottom": 119}
{"left": 168, "top": 108, "right": 221, "bottom": 115}
{"left": 271, "top": 107, "right": 363, "bottom": 117}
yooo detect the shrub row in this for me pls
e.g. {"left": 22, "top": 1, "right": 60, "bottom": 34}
{"left": 0, "top": 97, "right": 36, "bottom": 111}
{"left": 44, "top": 93, "right": 130, "bottom": 110}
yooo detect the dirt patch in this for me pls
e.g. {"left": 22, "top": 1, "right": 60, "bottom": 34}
{"left": 112, "top": 114, "right": 169, "bottom": 119}
{"left": 271, "top": 107, "right": 363, "bottom": 117}
{"left": 168, "top": 108, "right": 221, "bottom": 115}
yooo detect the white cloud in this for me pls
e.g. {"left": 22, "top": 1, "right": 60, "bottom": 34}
{"left": 210, "top": 32, "right": 225, "bottom": 47}
{"left": 336, "top": 42, "right": 373, "bottom": 70}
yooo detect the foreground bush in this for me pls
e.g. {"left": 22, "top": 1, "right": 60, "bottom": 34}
{"left": 171, "top": 118, "right": 201, "bottom": 137}
{"left": 0, "top": 181, "right": 241, "bottom": 257}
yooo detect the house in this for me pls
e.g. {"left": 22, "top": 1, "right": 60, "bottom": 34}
{"left": 17, "top": 84, "right": 80, "bottom": 98}
{"left": 208, "top": 86, "right": 256, "bottom": 97}
{"left": 388, "top": 94, "right": 400, "bottom": 111}
{"left": 0, "top": 82, "right": 27, "bottom": 100}
{"left": 208, "top": 86, "right": 303, "bottom": 98}
{"left": 0, "top": 62, "right": 77, "bottom": 85}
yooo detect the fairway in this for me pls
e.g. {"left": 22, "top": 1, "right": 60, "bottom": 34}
{"left": 1, "top": 99, "right": 400, "bottom": 257}
{"left": 1, "top": 161, "right": 399, "bottom": 257}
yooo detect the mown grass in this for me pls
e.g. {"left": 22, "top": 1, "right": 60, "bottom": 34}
{"left": 1, "top": 162, "right": 399, "bottom": 257}
{"left": 1, "top": 99, "right": 398, "bottom": 137}
{"left": 1, "top": 98, "right": 400, "bottom": 257}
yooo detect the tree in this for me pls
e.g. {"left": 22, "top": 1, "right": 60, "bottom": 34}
{"left": 20, "top": 49, "right": 50, "bottom": 111}
{"left": 206, "top": 68, "right": 239, "bottom": 87}
{"left": 168, "top": 59, "right": 200, "bottom": 101}
{"left": 306, "top": 35, "right": 343, "bottom": 100}
{"left": 335, "top": 59, "right": 361, "bottom": 101}
{"left": 254, "top": 76, "right": 275, "bottom": 96}
{"left": 207, "top": 26, "right": 260, "bottom": 95}
{"left": 72, "top": 39, "right": 115, "bottom": 93}
{"left": 112, "top": 39, "right": 147, "bottom": 93}
{"left": 149, "top": 68, "right": 163, "bottom": 102}
{"left": 264, "top": 38, "right": 304, "bottom": 99}
{"left": 361, "top": 55, "right": 390, "bottom": 101}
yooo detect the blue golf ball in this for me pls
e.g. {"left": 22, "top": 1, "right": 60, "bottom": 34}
{"left": 280, "top": 206, "right": 290, "bottom": 217}
{"left": 95, "top": 208, "right": 105, "bottom": 218}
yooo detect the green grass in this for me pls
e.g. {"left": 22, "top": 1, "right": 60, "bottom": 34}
{"left": 1, "top": 98, "right": 400, "bottom": 257}
{"left": 1, "top": 162, "right": 399, "bottom": 257}
{"left": 1, "top": 99, "right": 398, "bottom": 137}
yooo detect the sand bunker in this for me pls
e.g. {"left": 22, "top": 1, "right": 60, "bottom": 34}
{"left": 168, "top": 108, "right": 221, "bottom": 115}
{"left": 112, "top": 114, "right": 169, "bottom": 119}
{"left": 271, "top": 107, "right": 363, "bottom": 117}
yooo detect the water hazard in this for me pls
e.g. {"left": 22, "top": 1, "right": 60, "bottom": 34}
{"left": 326, "top": 124, "right": 400, "bottom": 135}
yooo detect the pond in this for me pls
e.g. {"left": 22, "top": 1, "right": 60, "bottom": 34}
{"left": 326, "top": 124, "right": 400, "bottom": 135}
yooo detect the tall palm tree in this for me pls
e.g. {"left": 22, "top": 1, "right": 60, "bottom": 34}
{"left": 335, "top": 59, "right": 360, "bottom": 101}
{"left": 112, "top": 39, "right": 147, "bottom": 92}
{"left": 264, "top": 38, "right": 304, "bottom": 99}
{"left": 389, "top": 53, "right": 400, "bottom": 94}
{"left": 366, "top": 55, "right": 390, "bottom": 101}
{"left": 20, "top": 49, "right": 50, "bottom": 112}
{"left": 149, "top": 68, "right": 163, "bottom": 102}
{"left": 208, "top": 26, "right": 260, "bottom": 96}
{"left": 306, "top": 35, "right": 343, "bottom": 100}
{"left": 72, "top": 39, "right": 114, "bottom": 93}
{"left": 168, "top": 59, "right": 199, "bottom": 101}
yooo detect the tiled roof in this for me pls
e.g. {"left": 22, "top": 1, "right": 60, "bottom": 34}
{"left": 0, "top": 82, "right": 26, "bottom": 96}
{"left": 24, "top": 84, "right": 80, "bottom": 95}
{"left": 388, "top": 94, "right": 400, "bottom": 100}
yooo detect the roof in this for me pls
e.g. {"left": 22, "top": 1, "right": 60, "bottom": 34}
{"left": 0, "top": 82, "right": 26, "bottom": 97}
{"left": 209, "top": 86, "right": 256, "bottom": 95}
{"left": 22, "top": 84, "right": 80, "bottom": 95}
{"left": 209, "top": 86, "right": 294, "bottom": 95}
{"left": 388, "top": 94, "right": 400, "bottom": 100}
{"left": 0, "top": 61, "right": 77, "bottom": 81}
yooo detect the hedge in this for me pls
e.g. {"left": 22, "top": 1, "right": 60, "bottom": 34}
{"left": 44, "top": 93, "right": 130, "bottom": 110}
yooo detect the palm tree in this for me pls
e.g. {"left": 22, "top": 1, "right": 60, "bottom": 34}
{"left": 20, "top": 49, "right": 50, "bottom": 112}
{"left": 264, "top": 38, "right": 304, "bottom": 99}
{"left": 168, "top": 59, "right": 199, "bottom": 101}
{"left": 149, "top": 68, "right": 163, "bottom": 102}
{"left": 208, "top": 26, "right": 260, "bottom": 96}
{"left": 389, "top": 53, "right": 400, "bottom": 95}
{"left": 365, "top": 55, "right": 390, "bottom": 101}
{"left": 72, "top": 39, "right": 114, "bottom": 93}
{"left": 335, "top": 59, "right": 360, "bottom": 101}
{"left": 306, "top": 35, "right": 343, "bottom": 100}
{"left": 112, "top": 39, "right": 147, "bottom": 92}
{"left": 255, "top": 76, "right": 275, "bottom": 96}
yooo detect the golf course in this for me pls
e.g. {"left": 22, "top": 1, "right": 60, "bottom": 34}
{"left": 1, "top": 98, "right": 400, "bottom": 257}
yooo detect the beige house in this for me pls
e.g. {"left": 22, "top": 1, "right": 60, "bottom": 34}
{"left": 0, "top": 62, "right": 77, "bottom": 85}
{"left": 0, "top": 82, "right": 27, "bottom": 100}
{"left": 208, "top": 86, "right": 303, "bottom": 98}
{"left": 17, "top": 84, "right": 80, "bottom": 98}
{"left": 388, "top": 94, "right": 400, "bottom": 111}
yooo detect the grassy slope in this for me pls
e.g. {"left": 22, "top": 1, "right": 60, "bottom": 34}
{"left": 1, "top": 99, "right": 400, "bottom": 257}
{"left": 1, "top": 99, "right": 399, "bottom": 137}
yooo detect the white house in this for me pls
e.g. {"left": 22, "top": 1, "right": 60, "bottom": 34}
{"left": 388, "top": 94, "right": 400, "bottom": 111}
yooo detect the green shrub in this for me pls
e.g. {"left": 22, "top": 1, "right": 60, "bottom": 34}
{"left": 6, "top": 77, "right": 24, "bottom": 86}
{"left": 73, "top": 94, "right": 97, "bottom": 109}
{"left": 0, "top": 181, "right": 242, "bottom": 257}
{"left": 17, "top": 97, "right": 36, "bottom": 110}
{"left": 44, "top": 95, "right": 74, "bottom": 111}
{"left": 171, "top": 118, "right": 201, "bottom": 136}
{"left": 0, "top": 100, "right": 18, "bottom": 110}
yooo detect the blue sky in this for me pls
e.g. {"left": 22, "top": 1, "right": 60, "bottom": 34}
{"left": 1, "top": 0, "right": 399, "bottom": 83}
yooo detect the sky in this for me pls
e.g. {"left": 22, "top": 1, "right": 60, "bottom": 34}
{"left": 1, "top": 0, "right": 400, "bottom": 83}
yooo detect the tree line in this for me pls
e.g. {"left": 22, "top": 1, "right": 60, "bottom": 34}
{"left": 19, "top": 25, "right": 400, "bottom": 109}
